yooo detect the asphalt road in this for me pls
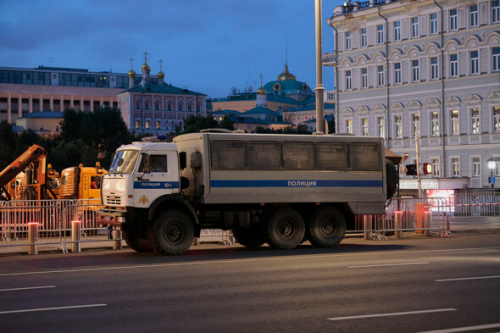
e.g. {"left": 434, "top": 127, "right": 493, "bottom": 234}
{"left": 1, "top": 231, "right": 499, "bottom": 333}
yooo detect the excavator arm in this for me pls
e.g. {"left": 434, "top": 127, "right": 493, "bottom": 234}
{"left": 0, "top": 145, "right": 46, "bottom": 192}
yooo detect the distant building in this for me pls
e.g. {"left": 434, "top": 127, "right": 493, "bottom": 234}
{"left": 15, "top": 111, "right": 63, "bottom": 138}
{"left": 0, "top": 54, "right": 206, "bottom": 136}
{"left": 324, "top": 0, "right": 500, "bottom": 194}
{"left": 117, "top": 55, "right": 206, "bottom": 134}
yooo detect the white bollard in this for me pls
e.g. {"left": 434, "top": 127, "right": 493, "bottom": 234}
{"left": 28, "top": 222, "right": 38, "bottom": 255}
{"left": 112, "top": 228, "right": 122, "bottom": 250}
{"left": 395, "top": 211, "right": 403, "bottom": 239}
{"left": 363, "top": 215, "right": 373, "bottom": 240}
{"left": 71, "top": 221, "right": 81, "bottom": 253}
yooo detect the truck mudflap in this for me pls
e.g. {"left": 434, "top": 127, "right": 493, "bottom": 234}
{"left": 97, "top": 208, "right": 132, "bottom": 226}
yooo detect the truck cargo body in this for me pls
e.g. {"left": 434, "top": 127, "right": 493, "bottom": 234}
{"left": 174, "top": 133, "right": 386, "bottom": 215}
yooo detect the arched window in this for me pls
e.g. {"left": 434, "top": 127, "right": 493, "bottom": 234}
{"left": 155, "top": 100, "right": 160, "bottom": 110}
{"left": 179, "top": 101, "right": 183, "bottom": 111}
{"left": 196, "top": 101, "right": 201, "bottom": 112}
{"left": 188, "top": 101, "right": 193, "bottom": 111}
{"left": 179, "top": 120, "right": 184, "bottom": 130}
{"left": 167, "top": 100, "right": 172, "bottom": 111}
{"left": 136, "top": 100, "right": 141, "bottom": 109}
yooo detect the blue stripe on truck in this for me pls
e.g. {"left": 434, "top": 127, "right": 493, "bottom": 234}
{"left": 210, "top": 180, "right": 383, "bottom": 188}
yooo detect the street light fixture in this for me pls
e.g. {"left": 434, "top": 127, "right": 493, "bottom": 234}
{"left": 487, "top": 156, "right": 496, "bottom": 193}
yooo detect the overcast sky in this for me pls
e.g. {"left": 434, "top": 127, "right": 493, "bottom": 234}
{"left": 0, "top": 0, "right": 343, "bottom": 98}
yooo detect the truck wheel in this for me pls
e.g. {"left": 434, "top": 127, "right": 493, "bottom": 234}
{"left": 149, "top": 210, "right": 194, "bottom": 255}
{"left": 266, "top": 208, "right": 305, "bottom": 250}
{"left": 232, "top": 225, "right": 266, "bottom": 248}
{"left": 123, "top": 226, "right": 153, "bottom": 252}
{"left": 307, "top": 207, "right": 346, "bottom": 248}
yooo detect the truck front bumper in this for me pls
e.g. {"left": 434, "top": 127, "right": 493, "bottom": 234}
{"left": 97, "top": 208, "right": 132, "bottom": 226}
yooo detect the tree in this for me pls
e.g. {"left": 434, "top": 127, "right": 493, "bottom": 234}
{"left": 219, "top": 115, "right": 235, "bottom": 131}
{"left": 0, "top": 121, "right": 18, "bottom": 169}
{"left": 183, "top": 115, "right": 219, "bottom": 134}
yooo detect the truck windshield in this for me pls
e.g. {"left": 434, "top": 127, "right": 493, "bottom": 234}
{"left": 109, "top": 150, "right": 139, "bottom": 174}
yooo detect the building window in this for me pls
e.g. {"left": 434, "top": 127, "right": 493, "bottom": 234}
{"left": 361, "top": 117, "right": 368, "bottom": 136}
{"left": 188, "top": 101, "right": 193, "bottom": 112}
{"left": 471, "top": 51, "right": 479, "bottom": 75}
{"left": 145, "top": 100, "right": 150, "bottom": 110}
{"left": 346, "top": 31, "right": 352, "bottom": 50}
{"left": 377, "top": 65, "right": 385, "bottom": 86}
{"left": 450, "top": 9, "right": 458, "bottom": 31}
{"left": 395, "top": 115, "right": 402, "bottom": 139}
{"left": 470, "top": 5, "right": 478, "bottom": 27}
{"left": 430, "top": 13, "right": 438, "bottom": 34}
{"left": 346, "top": 70, "right": 352, "bottom": 90}
{"left": 361, "top": 68, "right": 368, "bottom": 89}
{"left": 377, "top": 24, "right": 384, "bottom": 44}
{"left": 155, "top": 100, "right": 160, "bottom": 110}
{"left": 452, "top": 158, "right": 460, "bottom": 177}
{"left": 378, "top": 117, "right": 385, "bottom": 139}
{"left": 450, "top": 54, "right": 458, "bottom": 77}
{"left": 394, "top": 62, "right": 401, "bottom": 84}
{"left": 136, "top": 100, "right": 141, "bottom": 109}
{"left": 411, "top": 17, "right": 419, "bottom": 38}
{"left": 394, "top": 21, "right": 401, "bottom": 41}
{"left": 412, "top": 113, "right": 420, "bottom": 138}
{"left": 432, "top": 158, "right": 440, "bottom": 177}
{"left": 196, "top": 101, "right": 201, "bottom": 112}
{"left": 431, "top": 57, "right": 439, "bottom": 80}
{"left": 431, "top": 112, "right": 440, "bottom": 136}
{"left": 345, "top": 118, "right": 353, "bottom": 134}
{"left": 156, "top": 120, "right": 161, "bottom": 129}
{"left": 494, "top": 0, "right": 500, "bottom": 23}
{"left": 135, "top": 120, "right": 140, "bottom": 129}
{"left": 451, "top": 110, "right": 459, "bottom": 135}
{"left": 361, "top": 28, "right": 367, "bottom": 47}
{"left": 178, "top": 100, "right": 183, "bottom": 111}
{"left": 493, "top": 47, "right": 500, "bottom": 71}
{"left": 145, "top": 119, "right": 151, "bottom": 129}
{"left": 412, "top": 60, "right": 420, "bottom": 82}
{"left": 494, "top": 106, "right": 500, "bottom": 133}
{"left": 167, "top": 100, "right": 172, "bottom": 111}
{"left": 471, "top": 108, "right": 480, "bottom": 134}
{"left": 472, "top": 157, "right": 481, "bottom": 177}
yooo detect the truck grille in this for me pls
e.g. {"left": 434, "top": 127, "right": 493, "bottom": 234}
{"left": 106, "top": 195, "right": 122, "bottom": 206}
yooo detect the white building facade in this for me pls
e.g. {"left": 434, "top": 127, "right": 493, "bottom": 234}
{"left": 324, "top": 0, "right": 500, "bottom": 194}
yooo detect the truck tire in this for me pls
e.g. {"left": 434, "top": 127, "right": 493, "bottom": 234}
{"left": 123, "top": 226, "right": 153, "bottom": 252}
{"left": 232, "top": 225, "right": 266, "bottom": 248}
{"left": 149, "top": 210, "right": 194, "bottom": 255}
{"left": 307, "top": 207, "right": 346, "bottom": 248}
{"left": 265, "top": 208, "right": 305, "bottom": 250}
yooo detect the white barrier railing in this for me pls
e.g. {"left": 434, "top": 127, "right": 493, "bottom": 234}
{"left": 450, "top": 192, "right": 500, "bottom": 217}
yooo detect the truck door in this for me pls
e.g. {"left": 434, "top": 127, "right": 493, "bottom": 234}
{"left": 134, "top": 153, "right": 179, "bottom": 207}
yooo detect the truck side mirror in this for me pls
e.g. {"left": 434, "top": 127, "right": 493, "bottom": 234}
{"left": 179, "top": 152, "right": 187, "bottom": 170}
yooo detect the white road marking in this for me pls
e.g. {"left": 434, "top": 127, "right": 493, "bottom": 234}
{"left": 0, "top": 304, "right": 107, "bottom": 315}
{"left": 0, "top": 246, "right": 499, "bottom": 278}
{"left": 327, "top": 308, "right": 457, "bottom": 321}
{"left": 435, "top": 275, "right": 500, "bottom": 282}
{"left": 416, "top": 323, "right": 500, "bottom": 333}
{"left": 348, "top": 261, "right": 430, "bottom": 268}
{"left": 0, "top": 285, "right": 55, "bottom": 292}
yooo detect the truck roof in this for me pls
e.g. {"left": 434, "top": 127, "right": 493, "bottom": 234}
{"left": 174, "top": 132, "right": 383, "bottom": 143}
{"left": 118, "top": 141, "right": 178, "bottom": 151}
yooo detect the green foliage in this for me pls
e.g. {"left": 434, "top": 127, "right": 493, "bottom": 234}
{"left": 219, "top": 115, "right": 235, "bottom": 131}
{"left": 254, "top": 124, "right": 312, "bottom": 135}
{"left": 183, "top": 115, "right": 220, "bottom": 134}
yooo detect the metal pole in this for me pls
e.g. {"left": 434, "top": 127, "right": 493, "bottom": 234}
{"left": 315, "top": 0, "right": 325, "bottom": 134}
{"left": 112, "top": 228, "right": 122, "bottom": 250}
{"left": 416, "top": 125, "right": 422, "bottom": 198}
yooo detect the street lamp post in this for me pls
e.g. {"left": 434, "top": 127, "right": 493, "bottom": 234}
{"left": 488, "top": 156, "right": 496, "bottom": 193}
{"left": 314, "top": 0, "right": 325, "bottom": 134}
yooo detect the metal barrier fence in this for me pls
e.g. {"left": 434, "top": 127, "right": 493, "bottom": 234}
{"left": 450, "top": 192, "right": 500, "bottom": 217}
{"left": 351, "top": 197, "right": 451, "bottom": 239}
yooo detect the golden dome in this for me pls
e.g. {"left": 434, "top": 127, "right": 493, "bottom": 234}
{"left": 157, "top": 70, "right": 165, "bottom": 80}
{"left": 142, "top": 62, "right": 151, "bottom": 73}
{"left": 277, "top": 65, "right": 296, "bottom": 81}
{"left": 256, "top": 86, "right": 267, "bottom": 95}
{"left": 128, "top": 68, "right": 136, "bottom": 77}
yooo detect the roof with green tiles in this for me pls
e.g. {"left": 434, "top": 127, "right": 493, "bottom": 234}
{"left": 119, "top": 83, "right": 205, "bottom": 96}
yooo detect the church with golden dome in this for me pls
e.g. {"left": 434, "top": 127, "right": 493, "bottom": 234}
{"left": 117, "top": 52, "right": 207, "bottom": 134}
